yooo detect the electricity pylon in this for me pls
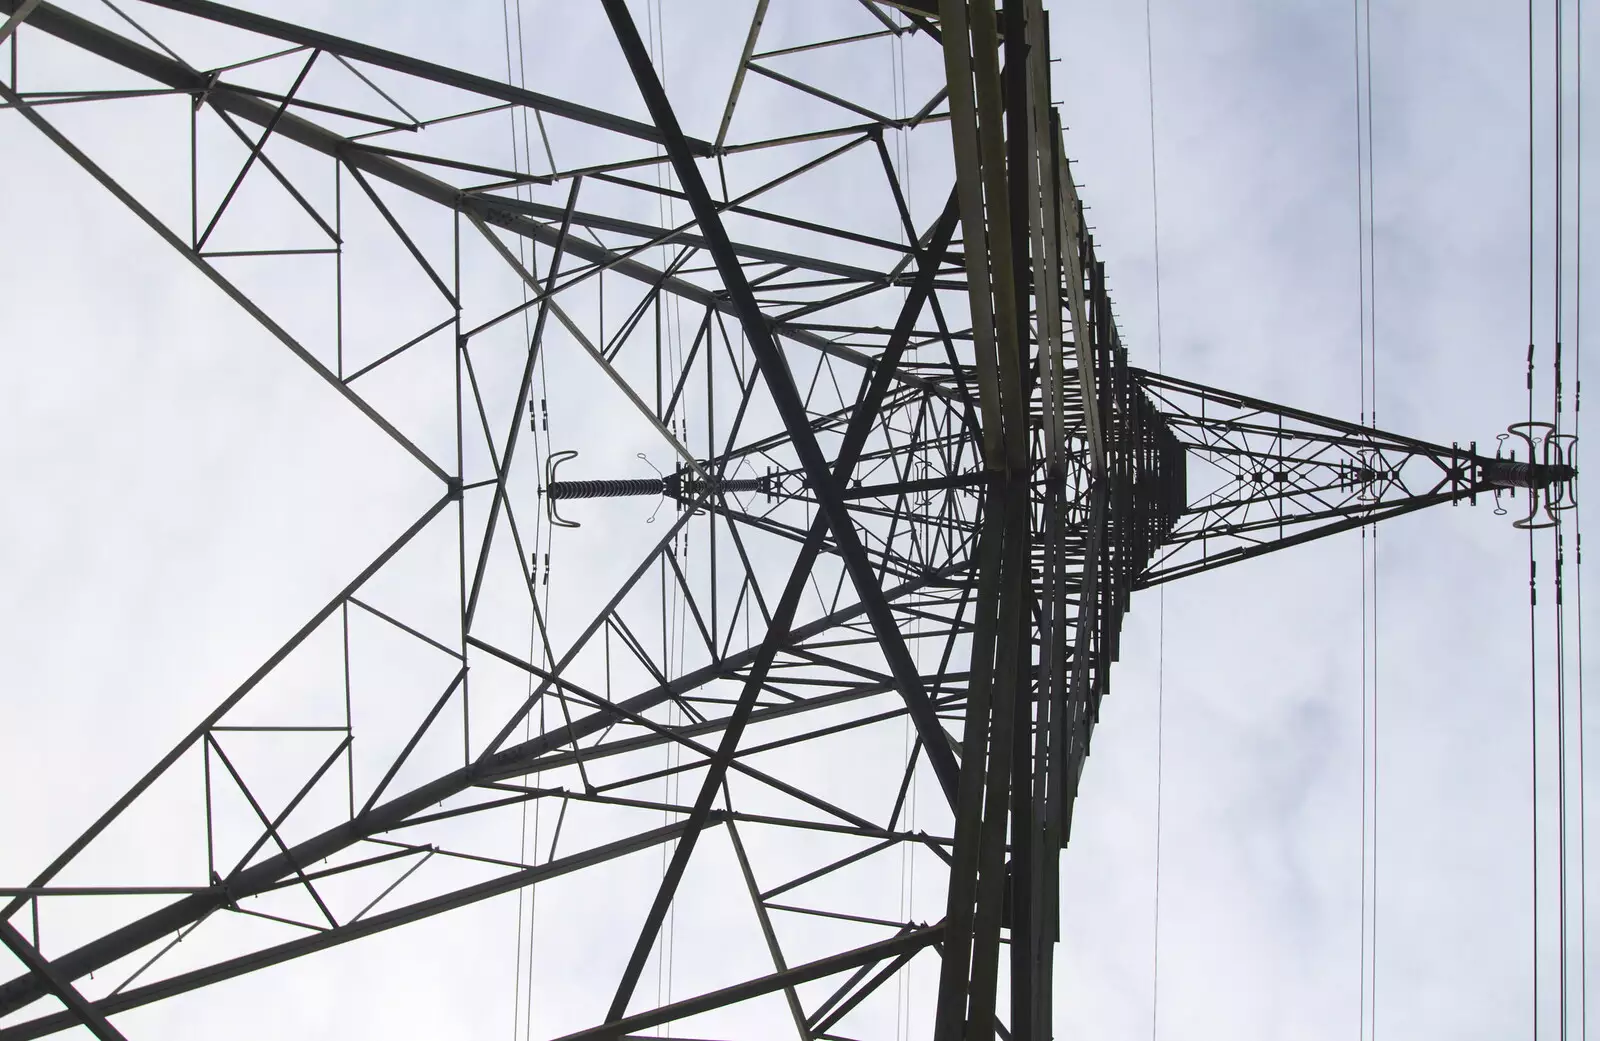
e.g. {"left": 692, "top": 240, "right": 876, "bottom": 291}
{"left": 0, "top": 2, "right": 1574, "bottom": 1039}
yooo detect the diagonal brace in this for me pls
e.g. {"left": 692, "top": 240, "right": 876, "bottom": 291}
{"left": 0, "top": 925, "right": 127, "bottom": 1041}
{"left": 600, "top": 0, "right": 959, "bottom": 808}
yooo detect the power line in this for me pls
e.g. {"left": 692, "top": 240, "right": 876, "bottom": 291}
{"left": 1352, "top": 3, "right": 1380, "bottom": 1037}
{"left": 1573, "top": 3, "right": 1587, "bottom": 1036}
{"left": 1529, "top": 2, "right": 1542, "bottom": 1036}
{"left": 1143, "top": 2, "right": 1167, "bottom": 1039}
{"left": 1352, "top": 0, "right": 1369, "bottom": 1029}
{"left": 1363, "top": 8, "right": 1381, "bottom": 1040}
{"left": 1555, "top": 0, "right": 1571, "bottom": 1035}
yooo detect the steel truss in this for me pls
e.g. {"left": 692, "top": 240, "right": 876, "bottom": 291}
{"left": 0, "top": 2, "right": 1567, "bottom": 1039}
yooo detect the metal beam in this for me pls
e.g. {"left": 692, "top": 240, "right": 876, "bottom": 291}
{"left": 0, "top": 493, "right": 455, "bottom": 932}
{"left": 0, "top": 0, "right": 40, "bottom": 47}
{"left": 555, "top": 925, "right": 944, "bottom": 1041}
{"left": 0, "top": 925, "right": 127, "bottom": 1041}
{"left": 486, "top": 190, "right": 886, "bottom": 283}
{"left": 0, "top": 560, "right": 968, "bottom": 1019}
{"left": 0, "top": 824, "right": 697, "bottom": 1041}
{"left": 123, "top": 0, "right": 706, "bottom": 152}
{"left": 0, "top": 1, "right": 939, "bottom": 395}
{"left": 0, "top": 76, "right": 451, "bottom": 484}
{"left": 600, "top": 0, "right": 960, "bottom": 810}
{"left": 592, "top": 183, "right": 963, "bottom": 1021}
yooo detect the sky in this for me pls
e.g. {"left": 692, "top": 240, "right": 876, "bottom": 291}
{"left": 1056, "top": 3, "right": 1593, "bottom": 1039}
{"left": 0, "top": 2, "right": 1592, "bottom": 1040}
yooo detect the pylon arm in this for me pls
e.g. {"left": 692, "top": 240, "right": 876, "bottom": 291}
{"left": 1129, "top": 368, "right": 1535, "bottom": 588}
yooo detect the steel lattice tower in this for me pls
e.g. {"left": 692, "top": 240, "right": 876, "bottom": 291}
{"left": 0, "top": 2, "right": 1577, "bottom": 1040}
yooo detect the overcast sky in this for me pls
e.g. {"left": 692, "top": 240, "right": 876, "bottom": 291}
{"left": 0, "top": 2, "right": 1593, "bottom": 1040}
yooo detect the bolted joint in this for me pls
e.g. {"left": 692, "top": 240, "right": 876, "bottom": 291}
{"left": 665, "top": 467, "right": 773, "bottom": 503}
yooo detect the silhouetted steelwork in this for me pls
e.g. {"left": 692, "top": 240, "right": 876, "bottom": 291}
{"left": 0, "top": 2, "right": 1573, "bottom": 1039}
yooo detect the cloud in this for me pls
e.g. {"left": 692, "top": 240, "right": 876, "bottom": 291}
{"left": 0, "top": 2, "right": 1589, "bottom": 1039}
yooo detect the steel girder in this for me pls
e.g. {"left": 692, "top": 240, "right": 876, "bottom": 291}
{"left": 0, "top": 3, "right": 1536, "bottom": 1039}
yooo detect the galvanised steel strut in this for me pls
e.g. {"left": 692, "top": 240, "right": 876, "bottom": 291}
{"left": 0, "top": 1, "right": 1574, "bottom": 1039}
